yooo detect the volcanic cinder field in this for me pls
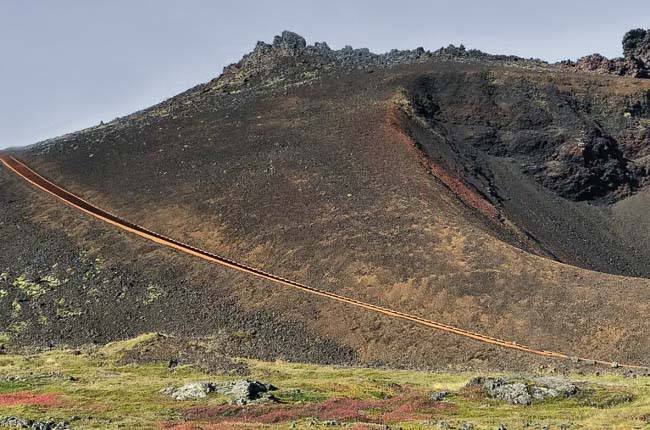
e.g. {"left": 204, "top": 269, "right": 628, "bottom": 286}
{"left": 2, "top": 29, "right": 650, "bottom": 429}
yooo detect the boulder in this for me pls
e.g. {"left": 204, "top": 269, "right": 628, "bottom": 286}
{"left": 161, "top": 379, "right": 277, "bottom": 404}
{"left": 160, "top": 381, "right": 215, "bottom": 401}
{"left": 272, "top": 31, "right": 307, "bottom": 56}
{"left": 227, "top": 379, "right": 277, "bottom": 405}
{"left": 429, "top": 390, "right": 449, "bottom": 401}
{"left": 467, "top": 376, "right": 577, "bottom": 405}
{"left": 530, "top": 377, "right": 578, "bottom": 400}
{"left": 623, "top": 28, "right": 650, "bottom": 65}
{"left": 489, "top": 380, "right": 531, "bottom": 405}
{"left": 0, "top": 417, "right": 70, "bottom": 429}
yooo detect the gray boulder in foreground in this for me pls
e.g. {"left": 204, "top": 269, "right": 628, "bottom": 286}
{"left": 0, "top": 417, "right": 70, "bottom": 430}
{"left": 161, "top": 379, "right": 277, "bottom": 404}
{"left": 467, "top": 376, "right": 578, "bottom": 405}
{"left": 161, "top": 381, "right": 215, "bottom": 401}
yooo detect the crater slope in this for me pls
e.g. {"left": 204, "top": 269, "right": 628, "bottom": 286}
{"left": 2, "top": 31, "right": 650, "bottom": 371}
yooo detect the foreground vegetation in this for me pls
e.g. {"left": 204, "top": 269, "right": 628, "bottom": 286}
{"left": 0, "top": 334, "right": 649, "bottom": 429}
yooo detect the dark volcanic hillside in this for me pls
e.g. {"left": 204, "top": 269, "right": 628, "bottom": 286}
{"left": 2, "top": 31, "right": 650, "bottom": 371}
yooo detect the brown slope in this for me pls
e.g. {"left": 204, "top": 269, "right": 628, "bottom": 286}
{"left": 6, "top": 154, "right": 646, "bottom": 369}
{"left": 2, "top": 45, "right": 650, "bottom": 370}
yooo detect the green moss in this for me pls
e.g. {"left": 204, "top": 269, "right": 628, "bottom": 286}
{"left": 143, "top": 284, "right": 162, "bottom": 304}
{"left": 276, "top": 388, "right": 328, "bottom": 403}
{"left": 10, "top": 299, "right": 22, "bottom": 317}
{"left": 94, "top": 256, "right": 105, "bottom": 270}
{"left": 100, "top": 332, "right": 165, "bottom": 357}
{"left": 40, "top": 275, "right": 62, "bottom": 288}
{"left": 12, "top": 275, "right": 49, "bottom": 299}
{"left": 230, "top": 329, "right": 256, "bottom": 341}
{"left": 53, "top": 297, "right": 82, "bottom": 318}
{"left": 0, "top": 380, "right": 29, "bottom": 394}
{"left": 55, "top": 307, "right": 83, "bottom": 319}
{"left": 8, "top": 320, "right": 28, "bottom": 334}
{"left": 301, "top": 71, "right": 319, "bottom": 79}
{"left": 575, "top": 385, "right": 635, "bottom": 408}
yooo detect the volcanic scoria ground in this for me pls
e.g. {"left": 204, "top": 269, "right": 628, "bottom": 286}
{"left": 3, "top": 30, "right": 650, "bottom": 371}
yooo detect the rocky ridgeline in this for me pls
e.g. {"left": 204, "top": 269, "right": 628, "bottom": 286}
{"left": 220, "top": 29, "right": 650, "bottom": 86}
{"left": 215, "top": 29, "right": 650, "bottom": 91}
{"left": 560, "top": 28, "right": 650, "bottom": 78}
{"left": 26, "top": 29, "right": 648, "bottom": 154}
{"left": 214, "top": 30, "right": 548, "bottom": 90}
{"left": 236, "top": 30, "right": 431, "bottom": 69}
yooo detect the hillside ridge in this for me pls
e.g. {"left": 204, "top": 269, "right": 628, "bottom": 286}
{"left": 3, "top": 28, "right": 650, "bottom": 372}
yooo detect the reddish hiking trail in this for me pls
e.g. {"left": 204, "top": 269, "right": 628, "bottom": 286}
{"left": 1, "top": 154, "right": 646, "bottom": 370}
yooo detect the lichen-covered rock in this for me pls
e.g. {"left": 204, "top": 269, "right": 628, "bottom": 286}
{"left": 227, "top": 379, "right": 277, "bottom": 405}
{"left": 160, "top": 381, "right": 215, "bottom": 400}
{"left": 467, "top": 376, "right": 578, "bottom": 405}
{"left": 530, "top": 377, "right": 578, "bottom": 400}
{"left": 161, "top": 379, "right": 277, "bottom": 404}
{"left": 0, "top": 417, "right": 70, "bottom": 429}
{"left": 483, "top": 378, "right": 531, "bottom": 405}
{"left": 429, "top": 390, "right": 449, "bottom": 401}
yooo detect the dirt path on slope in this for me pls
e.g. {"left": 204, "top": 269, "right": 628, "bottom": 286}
{"left": 1, "top": 154, "right": 646, "bottom": 370}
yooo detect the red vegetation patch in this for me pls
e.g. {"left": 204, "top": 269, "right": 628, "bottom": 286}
{"left": 178, "top": 392, "right": 455, "bottom": 426}
{"left": 255, "top": 407, "right": 305, "bottom": 424}
{"left": 161, "top": 424, "right": 199, "bottom": 430}
{"left": 161, "top": 423, "right": 258, "bottom": 430}
{"left": 381, "top": 396, "right": 437, "bottom": 422}
{"left": 184, "top": 404, "right": 244, "bottom": 421}
{"left": 0, "top": 391, "right": 59, "bottom": 407}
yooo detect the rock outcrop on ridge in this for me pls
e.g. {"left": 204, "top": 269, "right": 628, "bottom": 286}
{"left": 561, "top": 28, "right": 650, "bottom": 78}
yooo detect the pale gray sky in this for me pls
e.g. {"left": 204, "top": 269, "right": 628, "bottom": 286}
{"left": 1, "top": 0, "right": 649, "bottom": 149}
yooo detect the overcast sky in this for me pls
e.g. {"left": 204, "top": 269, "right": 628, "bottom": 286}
{"left": 1, "top": 0, "right": 649, "bottom": 149}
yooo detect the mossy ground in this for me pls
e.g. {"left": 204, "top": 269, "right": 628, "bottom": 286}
{"left": 0, "top": 334, "right": 648, "bottom": 429}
